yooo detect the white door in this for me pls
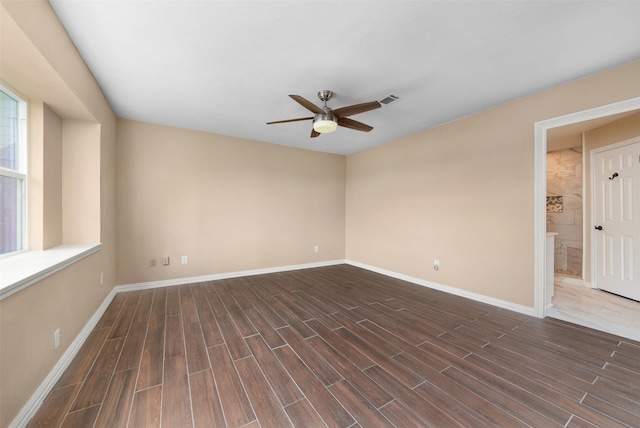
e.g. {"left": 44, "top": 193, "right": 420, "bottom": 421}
{"left": 594, "top": 139, "right": 640, "bottom": 301}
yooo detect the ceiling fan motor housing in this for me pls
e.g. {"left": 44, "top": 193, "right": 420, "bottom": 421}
{"left": 317, "top": 90, "right": 333, "bottom": 102}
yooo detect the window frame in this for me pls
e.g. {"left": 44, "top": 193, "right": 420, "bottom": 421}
{"left": 0, "top": 84, "right": 28, "bottom": 258}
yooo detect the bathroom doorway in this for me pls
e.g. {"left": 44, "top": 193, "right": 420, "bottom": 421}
{"left": 534, "top": 97, "right": 640, "bottom": 320}
{"left": 535, "top": 97, "right": 640, "bottom": 340}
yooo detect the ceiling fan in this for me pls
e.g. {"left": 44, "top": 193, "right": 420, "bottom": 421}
{"left": 266, "top": 90, "right": 381, "bottom": 138}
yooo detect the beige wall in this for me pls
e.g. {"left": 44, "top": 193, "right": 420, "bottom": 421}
{"left": 62, "top": 120, "right": 101, "bottom": 244}
{"left": 0, "top": 1, "right": 117, "bottom": 426}
{"left": 583, "top": 111, "right": 640, "bottom": 283}
{"left": 346, "top": 61, "right": 640, "bottom": 307}
{"left": 116, "top": 120, "right": 346, "bottom": 284}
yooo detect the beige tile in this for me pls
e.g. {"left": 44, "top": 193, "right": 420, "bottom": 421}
{"left": 550, "top": 278, "right": 640, "bottom": 342}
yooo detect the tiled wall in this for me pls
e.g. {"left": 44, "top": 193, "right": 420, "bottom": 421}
{"left": 547, "top": 148, "right": 583, "bottom": 275}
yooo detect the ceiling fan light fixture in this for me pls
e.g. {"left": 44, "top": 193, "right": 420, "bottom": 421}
{"left": 313, "top": 112, "right": 338, "bottom": 133}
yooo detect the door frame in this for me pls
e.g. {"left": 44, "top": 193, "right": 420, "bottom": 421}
{"left": 533, "top": 96, "right": 640, "bottom": 318}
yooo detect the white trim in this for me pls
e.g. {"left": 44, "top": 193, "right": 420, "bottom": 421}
{"left": 9, "top": 288, "right": 117, "bottom": 428}
{"left": 0, "top": 243, "right": 102, "bottom": 300}
{"left": 345, "top": 260, "right": 535, "bottom": 316}
{"left": 534, "top": 96, "right": 640, "bottom": 318}
{"left": 115, "top": 259, "right": 346, "bottom": 292}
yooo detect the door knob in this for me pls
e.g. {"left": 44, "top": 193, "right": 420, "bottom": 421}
{"left": 595, "top": 225, "right": 603, "bottom": 230}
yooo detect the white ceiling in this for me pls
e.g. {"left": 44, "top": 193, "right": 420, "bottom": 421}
{"left": 49, "top": 1, "right": 640, "bottom": 155}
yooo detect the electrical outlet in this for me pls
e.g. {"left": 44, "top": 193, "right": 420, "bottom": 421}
{"left": 54, "top": 329, "right": 60, "bottom": 349}
{"left": 150, "top": 258, "right": 157, "bottom": 267}
{"left": 314, "top": 245, "right": 319, "bottom": 253}
{"left": 181, "top": 255, "right": 188, "bottom": 264}
{"left": 434, "top": 259, "right": 440, "bottom": 271}
{"left": 162, "top": 256, "right": 170, "bottom": 266}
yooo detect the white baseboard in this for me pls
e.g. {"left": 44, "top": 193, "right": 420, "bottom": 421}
{"left": 345, "top": 260, "right": 535, "bottom": 317}
{"left": 10, "top": 288, "right": 117, "bottom": 428}
{"left": 115, "top": 259, "right": 347, "bottom": 293}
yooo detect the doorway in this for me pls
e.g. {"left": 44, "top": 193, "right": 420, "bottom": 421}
{"left": 534, "top": 96, "right": 640, "bottom": 319}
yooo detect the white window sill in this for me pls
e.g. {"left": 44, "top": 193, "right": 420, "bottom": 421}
{"left": 0, "top": 243, "right": 102, "bottom": 300}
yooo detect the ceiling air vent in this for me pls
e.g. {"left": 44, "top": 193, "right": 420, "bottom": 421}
{"left": 378, "top": 94, "right": 399, "bottom": 107}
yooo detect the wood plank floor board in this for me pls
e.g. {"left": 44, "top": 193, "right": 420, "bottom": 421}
{"left": 161, "top": 355, "right": 193, "bottom": 428}
{"left": 166, "top": 287, "right": 181, "bottom": 316}
{"left": 363, "top": 364, "right": 460, "bottom": 427}
{"left": 29, "top": 265, "right": 640, "bottom": 427}
{"left": 412, "top": 380, "right": 500, "bottom": 427}
{"left": 202, "top": 281, "right": 228, "bottom": 317}
{"left": 333, "top": 327, "right": 424, "bottom": 388}
{"left": 93, "top": 367, "right": 137, "bottom": 427}
{"left": 136, "top": 320, "right": 165, "bottom": 391}
{"left": 377, "top": 399, "right": 435, "bottom": 428}
{"left": 581, "top": 393, "right": 640, "bottom": 427}
{"left": 93, "top": 293, "right": 126, "bottom": 330}
{"left": 491, "top": 333, "right": 604, "bottom": 381}
{"left": 305, "top": 318, "right": 376, "bottom": 371}
{"left": 207, "top": 344, "right": 256, "bottom": 426}
{"left": 216, "top": 313, "right": 252, "bottom": 360}
{"left": 191, "top": 284, "right": 225, "bottom": 347}
{"left": 60, "top": 405, "right": 100, "bottom": 428}
{"left": 452, "top": 353, "right": 574, "bottom": 424}
{"left": 273, "top": 345, "right": 355, "bottom": 428}
{"left": 393, "top": 352, "right": 527, "bottom": 427}
{"left": 441, "top": 366, "right": 564, "bottom": 427}
{"left": 270, "top": 302, "right": 316, "bottom": 339}
{"left": 235, "top": 356, "right": 294, "bottom": 428}
{"left": 600, "top": 363, "right": 640, "bottom": 394}
{"left": 108, "top": 292, "right": 141, "bottom": 339}
{"left": 475, "top": 343, "right": 590, "bottom": 401}
{"left": 243, "top": 308, "right": 287, "bottom": 349}
{"left": 225, "top": 302, "right": 259, "bottom": 337}
{"left": 54, "top": 327, "right": 111, "bottom": 387}
{"left": 328, "top": 380, "right": 394, "bottom": 427}
{"left": 360, "top": 320, "right": 451, "bottom": 371}
{"left": 241, "top": 287, "right": 289, "bottom": 329}
{"left": 69, "top": 337, "right": 124, "bottom": 412}
{"left": 129, "top": 385, "right": 162, "bottom": 428}
{"left": 288, "top": 294, "right": 340, "bottom": 330}
{"left": 180, "top": 287, "right": 211, "bottom": 374}
{"left": 26, "top": 383, "right": 81, "bottom": 428}
{"left": 283, "top": 398, "right": 327, "bottom": 427}
{"left": 244, "top": 334, "right": 304, "bottom": 406}
{"left": 277, "top": 326, "right": 343, "bottom": 387}
{"left": 189, "top": 369, "right": 226, "bottom": 427}
{"left": 164, "top": 314, "right": 185, "bottom": 359}
{"left": 589, "top": 377, "right": 640, "bottom": 409}
{"left": 330, "top": 312, "right": 402, "bottom": 357}
{"left": 306, "top": 335, "right": 394, "bottom": 409}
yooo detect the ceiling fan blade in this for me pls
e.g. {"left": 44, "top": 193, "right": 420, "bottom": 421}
{"left": 338, "top": 117, "right": 373, "bottom": 132}
{"left": 310, "top": 128, "right": 320, "bottom": 138}
{"left": 266, "top": 117, "right": 313, "bottom": 125}
{"left": 290, "top": 95, "right": 324, "bottom": 114}
{"left": 332, "top": 101, "right": 381, "bottom": 118}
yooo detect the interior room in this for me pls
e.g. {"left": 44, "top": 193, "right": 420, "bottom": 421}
{"left": 1, "top": 1, "right": 640, "bottom": 427}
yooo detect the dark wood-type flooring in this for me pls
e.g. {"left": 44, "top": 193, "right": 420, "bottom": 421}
{"left": 28, "top": 264, "right": 640, "bottom": 427}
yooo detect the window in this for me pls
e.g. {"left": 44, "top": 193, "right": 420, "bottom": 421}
{"left": 0, "top": 86, "right": 27, "bottom": 256}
